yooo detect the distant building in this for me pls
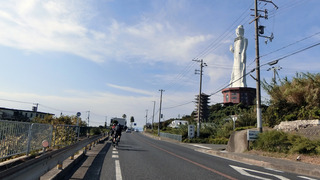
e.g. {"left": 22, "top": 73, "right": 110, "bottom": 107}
{"left": 168, "top": 120, "right": 188, "bottom": 128}
{"left": 0, "top": 107, "right": 54, "bottom": 122}
{"left": 222, "top": 87, "right": 256, "bottom": 105}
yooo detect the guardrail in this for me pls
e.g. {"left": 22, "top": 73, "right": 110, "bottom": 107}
{"left": 0, "top": 135, "right": 105, "bottom": 180}
{"left": 160, "top": 132, "right": 182, "bottom": 142}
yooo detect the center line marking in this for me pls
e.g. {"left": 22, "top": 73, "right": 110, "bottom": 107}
{"left": 115, "top": 160, "right": 123, "bottom": 180}
{"left": 112, "top": 155, "right": 119, "bottom": 158}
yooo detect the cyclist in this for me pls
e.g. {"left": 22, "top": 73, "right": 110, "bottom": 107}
{"left": 109, "top": 123, "right": 116, "bottom": 137}
{"left": 113, "top": 123, "right": 123, "bottom": 146}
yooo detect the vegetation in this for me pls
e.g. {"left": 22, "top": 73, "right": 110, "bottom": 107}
{"left": 262, "top": 72, "right": 320, "bottom": 127}
{"left": 156, "top": 72, "right": 320, "bottom": 153}
{"left": 252, "top": 130, "right": 320, "bottom": 155}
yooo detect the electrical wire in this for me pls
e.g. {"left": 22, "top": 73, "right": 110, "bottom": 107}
{"left": 208, "top": 41, "right": 320, "bottom": 97}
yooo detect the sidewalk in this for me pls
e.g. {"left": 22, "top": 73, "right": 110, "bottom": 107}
{"left": 41, "top": 137, "right": 110, "bottom": 180}
{"left": 142, "top": 132, "right": 320, "bottom": 178}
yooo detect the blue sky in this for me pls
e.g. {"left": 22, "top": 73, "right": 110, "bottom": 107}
{"left": 0, "top": 0, "right": 319, "bottom": 127}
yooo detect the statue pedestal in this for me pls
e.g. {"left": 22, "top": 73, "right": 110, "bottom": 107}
{"left": 222, "top": 87, "right": 256, "bottom": 105}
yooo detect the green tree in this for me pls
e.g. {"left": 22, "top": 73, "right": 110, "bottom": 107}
{"left": 130, "top": 116, "right": 135, "bottom": 123}
{"left": 262, "top": 72, "right": 320, "bottom": 127}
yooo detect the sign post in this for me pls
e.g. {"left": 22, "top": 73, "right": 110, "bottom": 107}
{"left": 188, "top": 125, "right": 195, "bottom": 139}
{"left": 76, "top": 112, "right": 81, "bottom": 141}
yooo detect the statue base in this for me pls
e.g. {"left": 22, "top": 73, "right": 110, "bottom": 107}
{"left": 222, "top": 87, "right": 256, "bottom": 106}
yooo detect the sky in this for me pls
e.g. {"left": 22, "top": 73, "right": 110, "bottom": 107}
{"left": 0, "top": 0, "right": 319, "bottom": 127}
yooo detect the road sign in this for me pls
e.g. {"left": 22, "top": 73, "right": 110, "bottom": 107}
{"left": 77, "top": 112, "right": 81, "bottom": 117}
{"left": 247, "top": 130, "right": 260, "bottom": 141}
{"left": 188, "top": 125, "right": 195, "bottom": 139}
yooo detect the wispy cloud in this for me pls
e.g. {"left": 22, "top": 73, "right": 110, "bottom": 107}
{"left": 107, "top": 83, "right": 155, "bottom": 96}
{"left": 0, "top": 0, "right": 212, "bottom": 64}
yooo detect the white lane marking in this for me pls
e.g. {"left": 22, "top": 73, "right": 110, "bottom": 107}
{"left": 113, "top": 151, "right": 118, "bottom": 154}
{"left": 264, "top": 168, "right": 283, "bottom": 173}
{"left": 230, "top": 165, "right": 290, "bottom": 180}
{"left": 298, "top": 176, "right": 318, "bottom": 180}
{"left": 112, "top": 155, "right": 119, "bottom": 158}
{"left": 192, "top": 144, "right": 212, "bottom": 150}
{"left": 115, "top": 160, "right": 123, "bottom": 180}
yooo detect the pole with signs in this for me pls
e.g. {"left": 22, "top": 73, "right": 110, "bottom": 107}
{"left": 76, "top": 112, "right": 81, "bottom": 140}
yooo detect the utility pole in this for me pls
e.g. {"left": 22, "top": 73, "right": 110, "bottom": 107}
{"left": 193, "top": 59, "right": 207, "bottom": 137}
{"left": 267, "top": 66, "right": 282, "bottom": 84}
{"left": 145, "top": 109, "right": 148, "bottom": 130}
{"left": 252, "top": 0, "right": 278, "bottom": 133}
{"left": 87, "top": 111, "right": 90, "bottom": 137}
{"left": 158, "top": 89, "right": 164, "bottom": 136}
{"left": 254, "top": 0, "right": 263, "bottom": 133}
{"left": 152, "top": 101, "right": 156, "bottom": 131}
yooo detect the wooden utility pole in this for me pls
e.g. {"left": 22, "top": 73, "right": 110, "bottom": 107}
{"left": 193, "top": 59, "right": 207, "bottom": 137}
{"left": 254, "top": 0, "right": 263, "bottom": 133}
{"left": 158, "top": 89, "right": 164, "bottom": 136}
{"left": 252, "top": 0, "right": 278, "bottom": 133}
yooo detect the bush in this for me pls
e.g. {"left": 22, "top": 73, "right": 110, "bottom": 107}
{"left": 252, "top": 130, "right": 290, "bottom": 153}
{"left": 208, "top": 137, "right": 228, "bottom": 144}
{"left": 252, "top": 130, "right": 320, "bottom": 155}
{"left": 90, "top": 127, "right": 102, "bottom": 135}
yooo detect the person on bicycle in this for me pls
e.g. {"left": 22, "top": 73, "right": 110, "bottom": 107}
{"left": 110, "top": 123, "right": 116, "bottom": 137}
{"left": 114, "top": 123, "right": 123, "bottom": 144}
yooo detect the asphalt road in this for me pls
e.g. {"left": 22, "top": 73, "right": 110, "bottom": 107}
{"left": 94, "top": 132, "right": 314, "bottom": 180}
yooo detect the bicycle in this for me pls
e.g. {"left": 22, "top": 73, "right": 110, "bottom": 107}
{"left": 112, "top": 133, "right": 120, "bottom": 148}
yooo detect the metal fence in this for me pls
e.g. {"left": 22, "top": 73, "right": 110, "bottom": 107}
{"left": 0, "top": 120, "right": 53, "bottom": 159}
{"left": 160, "top": 132, "right": 182, "bottom": 142}
{"left": 52, "top": 124, "right": 78, "bottom": 148}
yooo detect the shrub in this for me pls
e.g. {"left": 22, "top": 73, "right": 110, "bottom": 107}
{"left": 252, "top": 130, "right": 320, "bottom": 155}
{"left": 252, "top": 130, "right": 290, "bottom": 153}
{"left": 208, "top": 137, "right": 228, "bottom": 144}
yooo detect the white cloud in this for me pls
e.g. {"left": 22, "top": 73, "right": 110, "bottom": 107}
{"left": 107, "top": 83, "right": 155, "bottom": 96}
{"left": 0, "top": 0, "right": 213, "bottom": 64}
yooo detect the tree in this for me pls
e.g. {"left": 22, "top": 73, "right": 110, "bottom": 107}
{"left": 130, "top": 116, "right": 135, "bottom": 123}
{"left": 122, "top": 114, "right": 127, "bottom": 119}
{"left": 262, "top": 72, "right": 320, "bottom": 127}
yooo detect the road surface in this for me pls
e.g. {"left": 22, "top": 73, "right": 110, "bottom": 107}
{"left": 67, "top": 132, "right": 318, "bottom": 180}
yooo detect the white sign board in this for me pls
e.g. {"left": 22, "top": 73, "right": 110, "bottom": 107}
{"left": 247, "top": 130, "right": 260, "bottom": 141}
{"left": 188, "top": 125, "right": 195, "bottom": 139}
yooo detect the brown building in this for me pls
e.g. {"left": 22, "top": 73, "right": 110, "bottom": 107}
{"left": 222, "top": 87, "right": 256, "bottom": 105}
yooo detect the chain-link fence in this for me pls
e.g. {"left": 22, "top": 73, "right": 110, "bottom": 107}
{"left": 160, "top": 132, "right": 182, "bottom": 142}
{"left": 0, "top": 120, "right": 53, "bottom": 159}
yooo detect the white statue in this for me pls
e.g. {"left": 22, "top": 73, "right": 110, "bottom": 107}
{"left": 230, "top": 25, "right": 248, "bottom": 87}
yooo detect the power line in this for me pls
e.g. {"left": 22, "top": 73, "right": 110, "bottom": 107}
{"left": 208, "top": 41, "right": 320, "bottom": 97}
{"left": 162, "top": 101, "right": 194, "bottom": 110}
{"left": 0, "top": 98, "right": 34, "bottom": 105}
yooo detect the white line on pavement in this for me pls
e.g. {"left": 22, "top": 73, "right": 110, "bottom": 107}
{"left": 115, "top": 160, "right": 123, "bottom": 180}
{"left": 298, "top": 176, "right": 318, "bottom": 180}
{"left": 112, "top": 155, "right": 119, "bottom": 158}
{"left": 192, "top": 144, "right": 212, "bottom": 150}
